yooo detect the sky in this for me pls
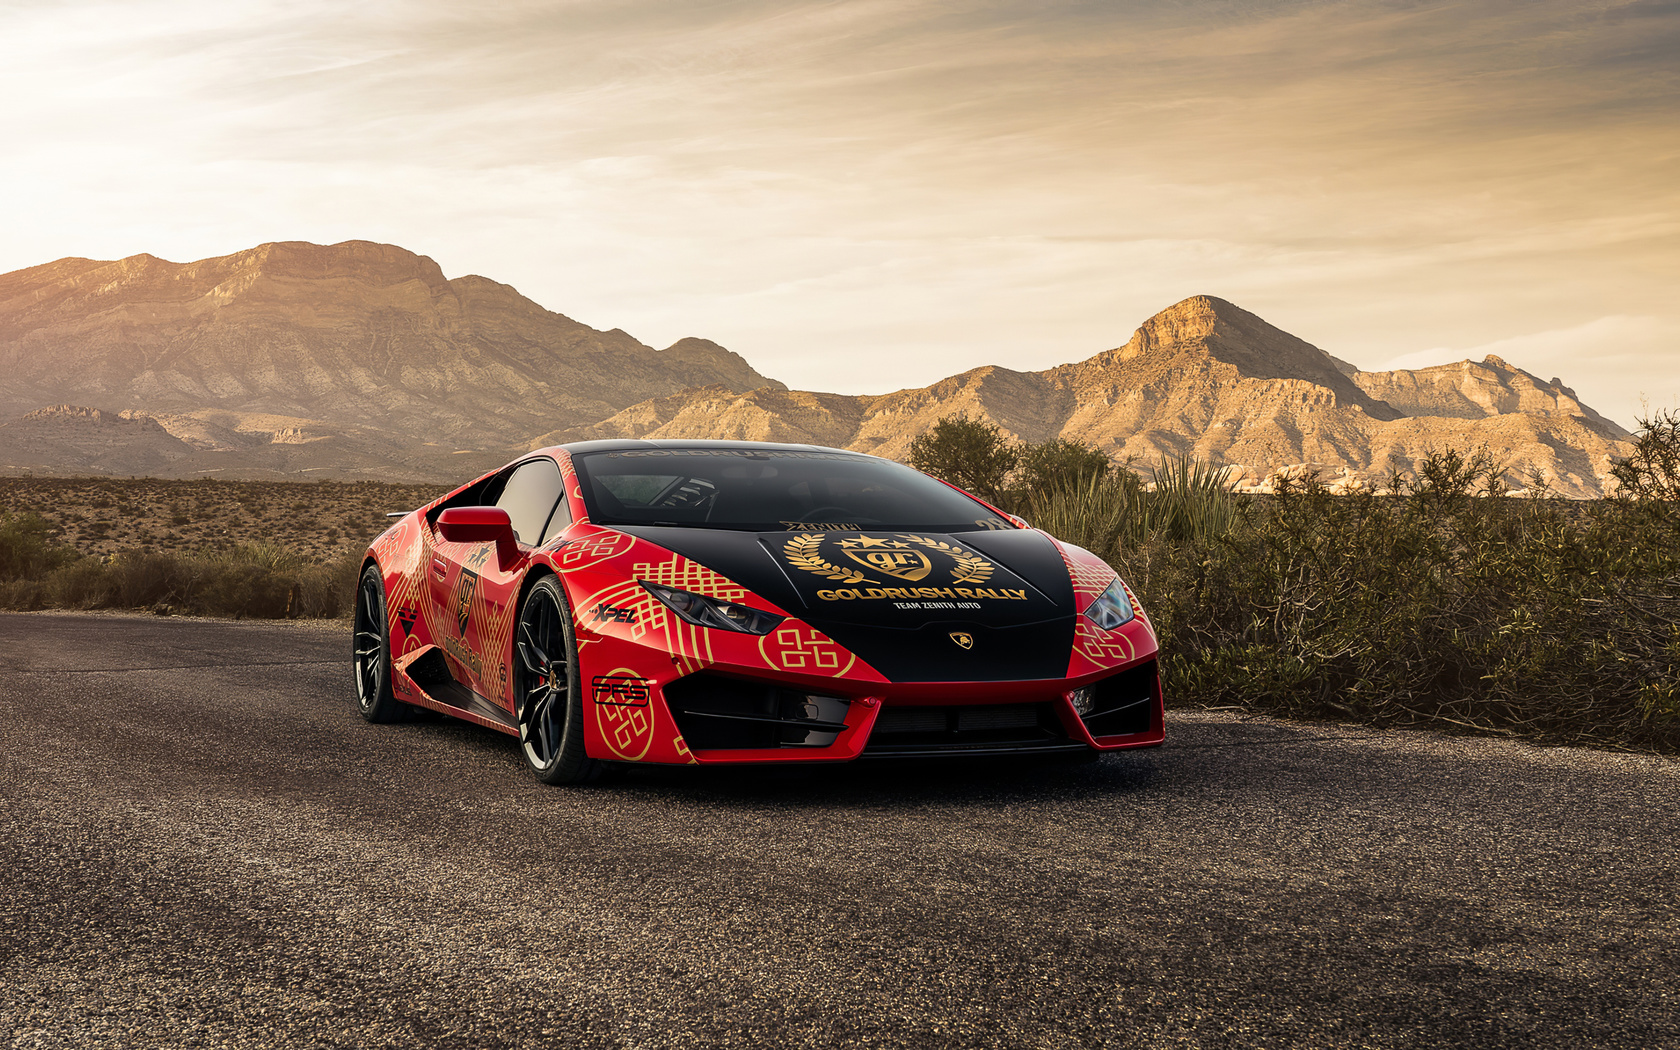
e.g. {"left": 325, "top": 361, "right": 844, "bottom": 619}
{"left": 2, "top": 0, "right": 1676, "bottom": 427}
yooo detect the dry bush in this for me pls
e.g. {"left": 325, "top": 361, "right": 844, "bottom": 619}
{"left": 1, "top": 536, "right": 365, "bottom": 619}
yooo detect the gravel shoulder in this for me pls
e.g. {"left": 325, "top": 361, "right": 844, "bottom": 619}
{"left": 2, "top": 611, "right": 1676, "bottom": 1049}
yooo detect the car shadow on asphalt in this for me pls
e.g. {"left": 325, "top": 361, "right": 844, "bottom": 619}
{"left": 610, "top": 750, "right": 1166, "bottom": 807}
{"left": 391, "top": 706, "right": 1374, "bottom": 807}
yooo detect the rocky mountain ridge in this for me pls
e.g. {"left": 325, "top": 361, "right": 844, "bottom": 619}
{"left": 0, "top": 243, "right": 1634, "bottom": 496}
{"left": 0, "top": 240, "right": 778, "bottom": 444}
{"left": 558, "top": 297, "right": 1631, "bottom": 496}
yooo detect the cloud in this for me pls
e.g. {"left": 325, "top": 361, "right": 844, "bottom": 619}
{"left": 0, "top": 0, "right": 1676, "bottom": 424}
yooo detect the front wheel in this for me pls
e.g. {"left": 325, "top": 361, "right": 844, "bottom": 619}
{"left": 514, "top": 575, "right": 602, "bottom": 784}
{"left": 352, "top": 563, "right": 407, "bottom": 723}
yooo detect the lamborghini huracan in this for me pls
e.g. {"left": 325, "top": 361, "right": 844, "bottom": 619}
{"left": 353, "top": 440, "right": 1164, "bottom": 782}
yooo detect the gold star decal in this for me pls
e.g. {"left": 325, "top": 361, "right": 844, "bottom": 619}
{"left": 840, "top": 535, "right": 905, "bottom": 549}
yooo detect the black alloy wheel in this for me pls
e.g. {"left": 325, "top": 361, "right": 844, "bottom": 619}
{"left": 514, "top": 575, "right": 602, "bottom": 784}
{"left": 353, "top": 563, "right": 407, "bottom": 723}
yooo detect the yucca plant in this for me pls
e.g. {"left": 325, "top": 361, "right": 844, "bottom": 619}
{"left": 1026, "top": 453, "right": 1241, "bottom": 556}
{"left": 1141, "top": 454, "right": 1242, "bottom": 544}
{"left": 1026, "top": 470, "right": 1142, "bottom": 560}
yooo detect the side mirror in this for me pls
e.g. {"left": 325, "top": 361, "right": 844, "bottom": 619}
{"left": 437, "top": 507, "right": 519, "bottom": 566}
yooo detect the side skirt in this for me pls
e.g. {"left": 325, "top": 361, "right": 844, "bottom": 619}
{"left": 393, "top": 645, "right": 520, "bottom": 736}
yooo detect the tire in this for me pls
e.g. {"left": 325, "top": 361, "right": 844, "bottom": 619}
{"left": 352, "top": 563, "right": 407, "bottom": 724}
{"left": 513, "top": 575, "right": 603, "bottom": 784}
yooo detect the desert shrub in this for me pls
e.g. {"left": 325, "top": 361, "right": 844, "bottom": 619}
{"left": 1095, "top": 461, "right": 1680, "bottom": 750}
{"left": 0, "top": 523, "right": 364, "bottom": 619}
{"left": 1610, "top": 408, "right": 1680, "bottom": 504}
{"left": 180, "top": 544, "right": 300, "bottom": 618}
{"left": 0, "top": 579, "right": 44, "bottom": 610}
{"left": 153, "top": 543, "right": 363, "bottom": 618}
{"left": 1012, "top": 439, "right": 1115, "bottom": 505}
{"left": 292, "top": 550, "right": 365, "bottom": 618}
{"left": 1027, "top": 453, "right": 1240, "bottom": 559}
{"left": 0, "top": 512, "right": 77, "bottom": 580}
{"left": 105, "top": 551, "right": 194, "bottom": 608}
{"left": 910, "top": 415, "right": 1244, "bottom": 531}
{"left": 908, "top": 415, "right": 1019, "bottom": 508}
{"left": 42, "top": 558, "right": 115, "bottom": 608}
{"left": 1014, "top": 413, "right": 1680, "bottom": 750}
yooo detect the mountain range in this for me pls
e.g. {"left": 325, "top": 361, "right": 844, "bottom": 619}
{"left": 0, "top": 240, "right": 1633, "bottom": 496}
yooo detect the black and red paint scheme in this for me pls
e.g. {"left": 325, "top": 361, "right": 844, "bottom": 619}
{"left": 353, "top": 440, "right": 1164, "bottom": 783}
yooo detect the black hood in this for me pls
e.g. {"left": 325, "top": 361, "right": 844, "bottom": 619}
{"left": 614, "top": 526, "right": 1076, "bottom": 682}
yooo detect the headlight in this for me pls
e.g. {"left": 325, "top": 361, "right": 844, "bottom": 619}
{"left": 640, "top": 581, "right": 786, "bottom": 635}
{"left": 1084, "top": 578, "right": 1135, "bottom": 632}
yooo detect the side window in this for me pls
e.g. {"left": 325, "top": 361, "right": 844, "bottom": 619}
{"left": 540, "top": 488, "right": 573, "bottom": 545}
{"left": 494, "top": 459, "right": 565, "bottom": 546}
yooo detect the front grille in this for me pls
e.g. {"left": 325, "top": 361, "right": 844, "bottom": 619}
{"left": 1078, "top": 660, "right": 1159, "bottom": 738}
{"left": 663, "top": 673, "right": 851, "bottom": 751}
{"left": 863, "top": 702, "right": 1079, "bottom": 756}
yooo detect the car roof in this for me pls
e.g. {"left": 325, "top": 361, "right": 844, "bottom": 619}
{"left": 552, "top": 438, "right": 864, "bottom": 457}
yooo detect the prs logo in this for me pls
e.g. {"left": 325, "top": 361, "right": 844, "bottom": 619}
{"left": 590, "top": 602, "right": 638, "bottom": 624}
{"left": 592, "top": 675, "right": 651, "bottom": 705}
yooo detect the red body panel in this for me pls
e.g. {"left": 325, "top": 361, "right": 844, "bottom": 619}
{"left": 364, "top": 447, "right": 1165, "bottom": 766}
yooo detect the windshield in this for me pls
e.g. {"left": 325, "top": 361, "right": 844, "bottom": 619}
{"left": 571, "top": 448, "right": 1012, "bottom": 532}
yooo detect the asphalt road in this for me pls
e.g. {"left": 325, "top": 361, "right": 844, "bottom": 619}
{"left": 2, "top": 612, "right": 1676, "bottom": 1050}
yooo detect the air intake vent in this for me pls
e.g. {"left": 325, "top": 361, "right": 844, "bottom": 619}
{"left": 863, "top": 702, "right": 1081, "bottom": 757}
{"left": 663, "top": 673, "right": 851, "bottom": 751}
{"left": 1078, "top": 660, "right": 1159, "bottom": 738}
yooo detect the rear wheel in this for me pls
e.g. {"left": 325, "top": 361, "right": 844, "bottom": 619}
{"left": 514, "top": 575, "right": 602, "bottom": 784}
{"left": 352, "top": 563, "right": 407, "bottom": 723}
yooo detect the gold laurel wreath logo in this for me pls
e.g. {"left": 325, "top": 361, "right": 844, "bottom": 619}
{"left": 900, "top": 535, "right": 995, "bottom": 584}
{"left": 784, "top": 533, "right": 872, "bottom": 584}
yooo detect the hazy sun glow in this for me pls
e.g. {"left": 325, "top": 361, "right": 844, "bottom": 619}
{"left": 3, "top": 0, "right": 1675, "bottom": 426}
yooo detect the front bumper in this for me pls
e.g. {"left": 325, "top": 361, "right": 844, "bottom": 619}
{"left": 607, "top": 655, "right": 1165, "bottom": 765}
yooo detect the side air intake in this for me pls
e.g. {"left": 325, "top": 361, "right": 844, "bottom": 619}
{"left": 1076, "top": 659, "right": 1159, "bottom": 738}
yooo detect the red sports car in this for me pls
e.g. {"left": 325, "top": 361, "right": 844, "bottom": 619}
{"left": 354, "top": 440, "right": 1164, "bottom": 783}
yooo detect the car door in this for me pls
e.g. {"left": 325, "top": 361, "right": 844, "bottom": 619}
{"left": 427, "top": 457, "right": 568, "bottom": 708}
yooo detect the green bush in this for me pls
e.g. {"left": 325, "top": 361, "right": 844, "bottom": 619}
{"left": 1012, "top": 439, "right": 1115, "bottom": 506}
{"left": 1138, "top": 455, "right": 1242, "bottom": 544}
{"left": 908, "top": 415, "right": 1019, "bottom": 508}
{"left": 0, "top": 512, "right": 77, "bottom": 580}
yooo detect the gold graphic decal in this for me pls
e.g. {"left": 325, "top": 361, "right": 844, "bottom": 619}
{"left": 786, "top": 532, "right": 1013, "bottom": 607}
{"left": 899, "top": 535, "right": 994, "bottom": 585}
{"left": 673, "top": 734, "right": 698, "bottom": 764}
{"left": 785, "top": 533, "right": 872, "bottom": 584}
{"left": 758, "top": 624, "right": 858, "bottom": 677}
{"left": 839, "top": 535, "right": 933, "bottom": 581}
{"left": 595, "top": 701, "right": 655, "bottom": 760}
{"left": 786, "top": 533, "right": 1037, "bottom": 608}
{"left": 454, "top": 569, "right": 478, "bottom": 636}
{"left": 949, "top": 631, "right": 974, "bottom": 649}
{"left": 1076, "top": 619, "right": 1135, "bottom": 664}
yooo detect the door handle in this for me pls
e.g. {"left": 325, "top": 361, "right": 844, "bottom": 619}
{"left": 431, "top": 557, "right": 449, "bottom": 581}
